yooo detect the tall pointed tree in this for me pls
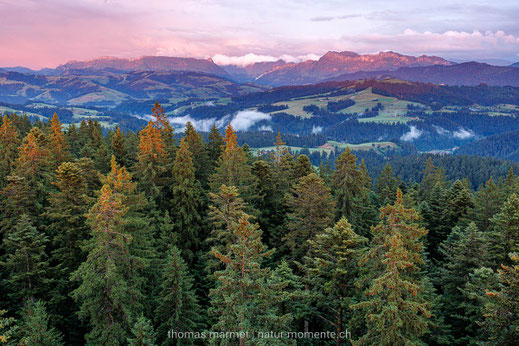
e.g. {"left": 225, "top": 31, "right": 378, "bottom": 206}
{"left": 17, "top": 300, "right": 64, "bottom": 346}
{"left": 332, "top": 148, "right": 372, "bottom": 231}
{"left": 353, "top": 190, "right": 431, "bottom": 345}
{"left": 482, "top": 253, "right": 519, "bottom": 344}
{"left": 0, "top": 114, "right": 20, "bottom": 187}
{"left": 209, "top": 216, "right": 291, "bottom": 344}
{"left": 305, "top": 217, "right": 367, "bottom": 345}
{"left": 71, "top": 182, "right": 144, "bottom": 345}
{"left": 155, "top": 246, "right": 201, "bottom": 345}
{"left": 184, "top": 121, "right": 210, "bottom": 186}
{"left": 169, "top": 138, "right": 203, "bottom": 264}
{"left": 285, "top": 173, "right": 334, "bottom": 264}
{"left": 207, "top": 123, "right": 224, "bottom": 169}
{"left": 489, "top": 193, "right": 519, "bottom": 266}
{"left": 209, "top": 123, "right": 258, "bottom": 211}
{"left": 1, "top": 214, "right": 50, "bottom": 305}
{"left": 48, "top": 113, "right": 71, "bottom": 168}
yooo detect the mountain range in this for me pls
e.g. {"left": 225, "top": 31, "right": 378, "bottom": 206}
{"left": 4, "top": 50, "right": 519, "bottom": 105}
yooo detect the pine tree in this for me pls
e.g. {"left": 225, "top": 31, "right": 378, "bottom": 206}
{"left": 209, "top": 216, "right": 291, "bottom": 344}
{"left": 17, "top": 300, "right": 64, "bottom": 346}
{"left": 352, "top": 190, "right": 431, "bottom": 345}
{"left": 420, "top": 181, "right": 450, "bottom": 258}
{"left": 0, "top": 309, "right": 16, "bottom": 345}
{"left": 71, "top": 183, "right": 144, "bottom": 345}
{"left": 285, "top": 173, "right": 334, "bottom": 264}
{"left": 489, "top": 193, "right": 519, "bottom": 266}
{"left": 209, "top": 123, "right": 258, "bottom": 211}
{"left": 482, "top": 253, "right": 519, "bottom": 344}
{"left": 170, "top": 138, "right": 204, "bottom": 265}
{"left": 155, "top": 246, "right": 201, "bottom": 345}
{"left": 1, "top": 214, "right": 50, "bottom": 305}
{"left": 305, "top": 217, "right": 367, "bottom": 344}
{"left": 128, "top": 316, "right": 157, "bottom": 346}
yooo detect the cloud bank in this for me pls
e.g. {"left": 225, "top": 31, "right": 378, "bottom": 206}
{"left": 212, "top": 53, "right": 320, "bottom": 66}
{"left": 401, "top": 126, "right": 422, "bottom": 141}
{"left": 168, "top": 110, "right": 271, "bottom": 133}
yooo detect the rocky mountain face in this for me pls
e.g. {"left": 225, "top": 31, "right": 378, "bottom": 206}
{"left": 55, "top": 56, "right": 230, "bottom": 77}
{"left": 327, "top": 62, "right": 519, "bottom": 87}
{"left": 254, "top": 51, "right": 451, "bottom": 86}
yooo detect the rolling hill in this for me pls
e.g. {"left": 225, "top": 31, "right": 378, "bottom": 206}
{"left": 0, "top": 70, "right": 265, "bottom": 107}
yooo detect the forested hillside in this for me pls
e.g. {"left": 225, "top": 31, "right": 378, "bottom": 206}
{"left": 1, "top": 104, "right": 518, "bottom": 345}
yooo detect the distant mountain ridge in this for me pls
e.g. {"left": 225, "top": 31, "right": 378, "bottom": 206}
{"left": 254, "top": 51, "right": 452, "bottom": 86}
{"left": 56, "top": 56, "right": 230, "bottom": 77}
{"left": 327, "top": 62, "right": 519, "bottom": 87}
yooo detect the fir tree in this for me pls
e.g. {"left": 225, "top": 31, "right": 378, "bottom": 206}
{"left": 48, "top": 113, "right": 71, "bottom": 168}
{"left": 482, "top": 253, "right": 519, "bottom": 344}
{"left": 155, "top": 246, "right": 201, "bottom": 345}
{"left": 465, "top": 177, "right": 501, "bottom": 232}
{"left": 170, "top": 138, "right": 204, "bottom": 265}
{"left": 209, "top": 216, "right": 291, "bottom": 344}
{"left": 437, "top": 222, "right": 491, "bottom": 342}
{"left": 293, "top": 154, "right": 313, "bottom": 179}
{"left": 128, "top": 316, "right": 157, "bottom": 346}
{"left": 209, "top": 123, "right": 259, "bottom": 211}
{"left": 0, "top": 114, "right": 20, "bottom": 187}
{"left": 305, "top": 217, "right": 367, "bottom": 344}
{"left": 332, "top": 148, "right": 372, "bottom": 231}
{"left": 285, "top": 173, "right": 334, "bottom": 264}
{"left": 207, "top": 124, "right": 224, "bottom": 169}
{"left": 71, "top": 183, "right": 144, "bottom": 345}
{"left": 375, "top": 163, "right": 399, "bottom": 206}
{"left": 353, "top": 190, "right": 431, "bottom": 345}
{"left": 111, "top": 126, "right": 131, "bottom": 168}
{"left": 489, "top": 193, "right": 519, "bottom": 266}
{"left": 1, "top": 214, "right": 50, "bottom": 305}
{"left": 184, "top": 121, "right": 211, "bottom": 186}
{"left": 17, "top": 300, "right": 64, "bottom": 346}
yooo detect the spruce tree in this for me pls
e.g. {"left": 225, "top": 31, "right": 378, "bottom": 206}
{"left": 209, "top": 216, "right": 291, "bottom": 344}
{"left": 375, "top": 163, "right": 399, "bottom": 206}
{"left": 111, "top": 126, "right": 132, "bottom": 168}
{"left": 332, "top": 148, "right": 372, "bottom": 232}
{"left": 293, "top": 154, "right": 313, "bottom": 179}
{"left": 1, "top": 214, "right": 50, "bottom": 305}
{"left": 0, "top": 114, "right": 20, "bottom": 187}
{"left": 465, "top": 177, "right": 501, "bottom": 232}
{"left": 353, "top": 190, "right": 431, "bottom": 345}
{"left": 207, "top": 124, "right": 224, "bottom": 169}
{"left": 209, "top": 123, "right": 259, "bottom": 211}
{"left": 128, "top": 316, "right": 157, "bottom": 346}
{"left": 17, "top": 300, "right": 64, "bottom": 346}
{"left": 184, "top": 121, "right": 211, "bottom": 186}
{"left": 305, "top": 217, "right": 367, "bottom": 344}
{"left": 285, "top": 173, "right": 334, "bottom": 264}
{"left": 489, "top": 193, "right": 519, "bottom": 266}
{"left": 482, "top": 253, "right": 519, "bottom": 344}
{"left": 48, "top": 113, "right": 71, "bottom": 168}
{"left": 437, "top": 222, "right": 491, "bottom": 341}
{"left": 170, "top": 138, "right": 204, "bottom": 264}
{"left": 71, "top": 183, "right": 144, "bottom": 345}
{"left": 155, "top": 246, "right": 201, "bottom": 345}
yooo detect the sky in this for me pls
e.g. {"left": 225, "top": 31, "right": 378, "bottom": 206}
{"left": 2, "top": 0, "right": 519, "bottom": 68}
